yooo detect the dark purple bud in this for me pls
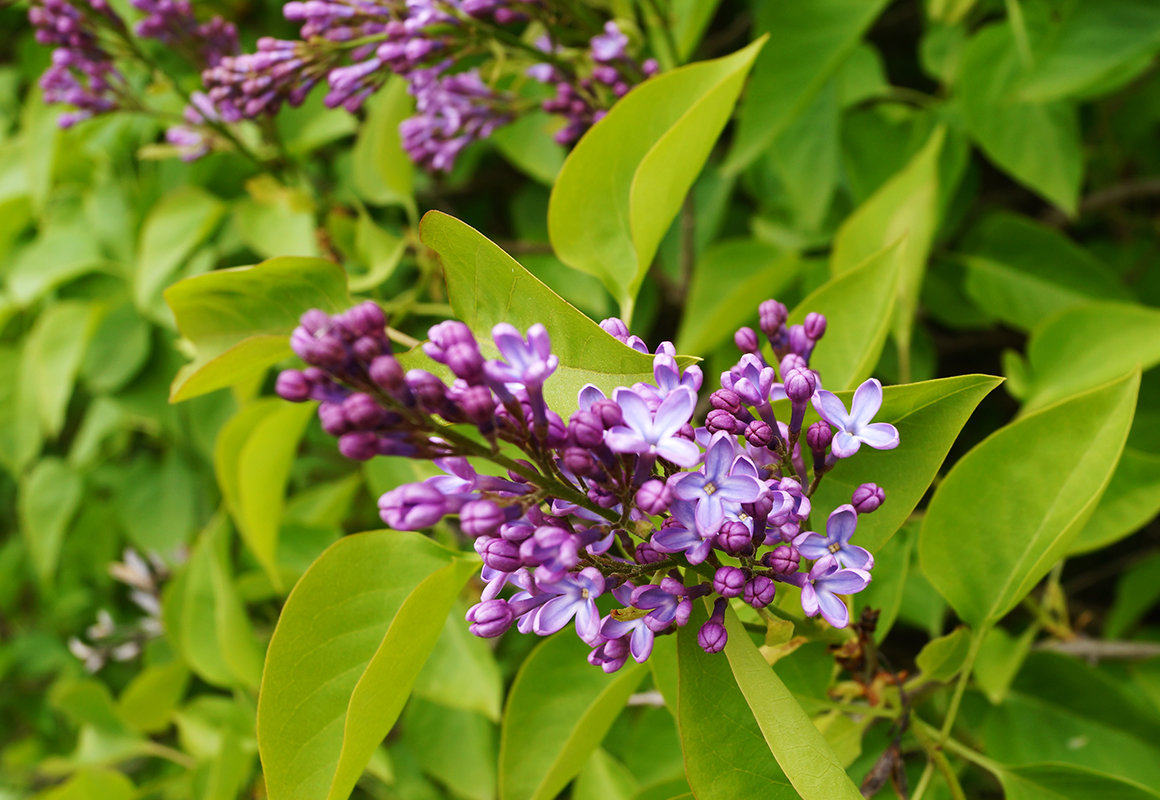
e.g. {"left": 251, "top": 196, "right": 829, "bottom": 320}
{"left": 763, "top": 544, "right": 800, "bottom": 575}
{"left": 745, "top": 419, "right": 774, "bottom": 448}
{"left": 743, "top": 576, "right": 776, "bottom": 608}
{"left": 343, "top": 392, "right": 386, "bottom": 429}
{"left": 344, "top": 301, "right": 386, "bottom": 336}
{"left": 562, "top": 447, "right": 599, "bottom": 477}
{"left": 806, "top": 421, "right": 833, "bottom": 452}
{"left": 461, "top": 499, "right": 505, "bottom": 537}
{"left": 852, "top": 483, "right": 885, "bottom": 514}
{"left": 480, "top": 536, "right": 522, "bottom": 572}
{"left": 369, "top": 355, "right": 405, "bottom": 390}
{"left": 758, "top": 300, "right": 787, "bottom": 337}
{"left": 779, "top": 353, "right": 807, "bottom": 376}
{"left": 784, "top": 369, "right": 817, "bottom": 404}
{"left": 710, "top": 389, "right": 742, "bottom": 415}
{"left": 804, "top": 312, "right": 826, "bottom": 341}
{"left": 787, "top": 325, "right": 811, "bottom": 357}
{"left": 445, "top": 342, "right": 484, "bottom": 383}
{"left": 707, "top": 408, "right": 742, "bottom": 434}
{"left": 275, "top": 369, "right": 311, "bottom": 402}
{"left": 590, "top": 398, "right": 624, "bottom": 429}
{"left": 635, "top": 541, "right": 665, "bottom": 564}
{"left": 459, "top": 385, "right": 497, "bottom": 425}
{"left": 406, "top": 369, "right": 446, "bottom": 410}
{"left": 467, "top": 599, "right": 514, "bottom": 638}
{"left": 635, "top": 479, "right": 672, "bottom": 515}
{"left": 734, "top": 326, "right": 759, "bottom": 354}
{"left": 318, "top": 401, "right": 350, "bottom": 436}
{"left": 717, "top": 520, "right": 753, "bottom": 556}
{"left": 569, "top": 409, "right": 605, "bottom": 448}
{"left": 352, "top": 334, "right": 385, "bottom": 362}
{"left": 378, "top": 483, "right": 446, "bottom": 529}
{"left": 499, "top": 520, "right": 534, "bottom": 543}
{"left": 299, "top": 309, "right": 331, "bottom": 335}
{"left": 698, "top": 598, "right": 729, "bottom": 653}
{"left": 713, "top": 566, "right": 747, "bottom": 598}
{"left": 338, "top": 431, "right": 379, "bottom": 461}
{"left": 746, "top": 491, "right": 775, "bottom": 521}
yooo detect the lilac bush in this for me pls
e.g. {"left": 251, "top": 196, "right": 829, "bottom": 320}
{"left": 276, "top": 298, "right": 898, "bottom": 670}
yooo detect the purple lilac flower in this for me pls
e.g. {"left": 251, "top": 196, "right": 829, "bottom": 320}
{"left": 669, "top": 432, "right": 764, "bottom": 536}
{"left": 812, "top": 379, "right": 900, "bottom": 458}
{"left": 794, "top": 504, "right": 874, "bottom": 571}
{"left": 794, "top": 559, "right": 871, "bottom": 629}
{"left": 605, "top": 386, "right": 699, "bottom": 467}
{"left": 531, "top": 567, "right": 605, "bottom": 645}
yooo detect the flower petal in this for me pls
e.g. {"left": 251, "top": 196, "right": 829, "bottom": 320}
{"left": 799, "top": 581, "right": 820, "bottom": 617}
{"left": 704, "top": 432, "right": 735, "bottom": 479}
{"left": 653, "top": 386, "right": 696, "bottom": 438}
{"left": 656, "top": 437, "right": 701, "bottom": 468}
{"left": 578, "top": 383, "right": 606, "bottom": 409}
{"left": 837, "top": 545, "right": 874, "bottom": 571}
{"left": 574, "top": 599, "right": 603, "bottom": 645}
{"left": 820, "top": 567, "right": 872, "bottom": 595}
{"left": 793, "top": 532, "right": 831, "bottom": 561}
{"left": 533, "top": 595, "right": 576, "bottom": 635}
{"left": 816, "top": 590, "right": 851, "bottom": 628}
{"left": 859, "top": 422, "right": 900, "bottom": 450}
{"left": 827, "top": 504, "right": 858, "bottom": 545}
{"left": 630, "top": 624, "right": 654, "bottom": 662}
{"left": 717, "top": 474, "right": 764, "bottom": 503}
{"left": 830, "top": 431, "right": 862, "bottom": 458}
{"left": 605, "top": 428, "right": 650, "bottom": 454}
{"left": 614, "top": 387, "right": 652, "bottom": 436}
{"left": 849, "top": 379, "right": 883, "bottom": 427}
{"left": 811, "top": 390, "right": 850, "bottom": 428}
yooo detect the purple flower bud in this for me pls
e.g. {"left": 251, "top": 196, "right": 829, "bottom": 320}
{"left": 345, "top": 301, "right": 386, "bottom": 336}
{"left": 787, "top": 325, "right": 811, "bottom": 357}
{"left": 780, "top": 353, "right": 807, "bottom": 376}
{"left": 636, "top": 479, "right": 672, "bottom": 515}
{"left": 806, "top": 421, "right": 833, "bottom": 452}
{"left": 479, "top": 536, "right": 522, "bottom": 572}
{"left": 635, "top": 541, "right": 665, "bottom": 564}
{"left": 698, "top": 598, "right": 728, "bottom": 653}
{"left": 562, "top": 446, "right": 599, "bottom": 477}
{"left": 804, "top": 312, "right": 827, "bottom": 341}
{"left": 445, "top": 342, "right": 484, "bottom": 383}
{"left": 379, "top": 483, "right": 447, "bottom": 529}
{"left": 734, "top": 326, "right": 759, "bottom": 354}
{"left": 717, "top": 520, "right": 753, "bottom": 556}
{"left": 852, "top": 483, "right": 885, "bottom": 514}
{"left": 745, "top": 419, "right": 774, "bottom": 448}
{"left": 459, "top": 385, "right": 497, "bottom": 425}
{"left": 706, "top": 408, "right": 742, "bottom": 434}
{"left": 763, "top": 544, "right": 800, "bottom": 574}
{"left": 467, "top": 599, "right": 514, "bottom": 638}
{"left": 569, "top": 409, "right": 605, "bottom": 448}
{"left": 369, "top": 355, "right": 405, "bottom": 390}
{"left": 338, "top": 431, "right": 379, "bottom": 461}
{"left": 710, "top": 389, "right": 742, "bottom": 415}
{"left": 759, "top": 300, "right": 787, "bottom": 337}
{"left": 318, "top": 401, "right": 350, "bottom": 436}
{"left": 343, "top": 392, "right": 385, "bottom": 429}
{"left": 460, "top": 499, "right": 506, "bottom": 537}
{"left": 406, "top": 369, "right": 446, "bottom": 410}
{"left": 743, "top": 576, "right": 776, "bottom": 608}
{"left": 599, "top": 317, "right": 630, "bottom": 340}
{"left": 275, "top": 369, "right": 312, "bottom": 402}
{"left": 590, "top": 398, "right": 624, "bottom": 429}
{"left": 352, "top": 334, "right": 385, "bottom": 362}
{"left": 713, "top": 566, "right": 747, "bottom": 598}
{"left": 784, "top": 369, "right": 817, "bottom": 403}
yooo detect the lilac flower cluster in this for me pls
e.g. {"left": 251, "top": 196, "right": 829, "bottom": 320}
{"left": 277, "top": 296, "right": 899, "bottom": 669}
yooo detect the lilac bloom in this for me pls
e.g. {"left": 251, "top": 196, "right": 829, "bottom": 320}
{"left": 794, "top": 559, "right": 871, "bottom": 628}
{"left": 484, "top": 322, "right": 559, "bottom": 390}
{"left": 599, "top": 613, "right": 654, "bottom": 663}
{"left": 811, "top": 378, "right": 900, "bottom": 458}
{"left": 650, "top": 500, "right": 715, "bottom": 564}
{"left": 720, "top": 354, "right": 778, "bottom": 406}
{"left": 577, "top": 383, "right": 606, "bottom": 410}
{"left": 794, "top": 504, "right": 874, "bottom": 571}
{"left": 605, "top": 386, "right": 699, "bottom": 467}
{"left": 670, "top": 433, "right": 764, "bottom": 536}
{"left": 631, "top": 577, "right": 692, "bottom": 632}
{"left": 635, "top": 352, "right": 703, "bottom": 404}
{"left": 532, "top": 567, "right": 605, "bottom": 644}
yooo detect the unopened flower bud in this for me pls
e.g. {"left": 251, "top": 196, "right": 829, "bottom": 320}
{"left": 590, "top": 398, "right": 624, "bottom": 429}
{"left": 713, "top": 566, "right": 747, "bottom": 598}
{"left": 636, "top": 479, "right": 672, "bottom": 515}
{"left": 852, "top": 483, "right": 885, "bottom": 514}
{"left": 784, "top": 369, "right": 817, "bottom": 404}
{"left": 804, "top": 312, "right": 826, "bottom": 341}
{"left": 318, "top": 401, "right": 350, "bottom": 436}
{"left": 445, "top": 342, "right": 484, "bottom": 383}
{"left": 734, "top": 326, "right": 759, "bottom": 354}
{"left": 806, "top": 421, "right": 833, "bottom": 452}
{"left": 275, "top": 369, "right": 311, "bottom": 402}
{"left": 599, "top": 317, "right": 630, "bottom": 340}
{"left": 758, "top": 300, "right": 787, "bottom": 337}
{"left": 717, "top": 520, "right": 753, "bottom": 555}
{"left": 467, "top": 599, "right": 514, "bottom": 638}
{"left": 763, "top": 545, "right": 800, "bottom": 574}
{"left": 788, "top": 325, "right": 811, "bottom": 357}
{"left": 369, "top": 355, "right": 404, "bottom": 390}
{"left": 635, "top": 541, "right": 665, "bottom": 564}
{"left": 406, "top": 369, "right": 446, "bottom": 410}
{"left": 459, "top": 385, "right": 497, "bottom": 425}
{"left": 745, "top": 419, "right": 774, "bottom": 448}
{"left": 479, "top": 536, "right": 522, "bottom": 572}
{"left": 562, "top": 446, "right": 598, "bottom": 477}
{"left": 460, "top": 499, "right": 505, "bottom": 537}
{"left": 744, "top": 576, "right": 776, "bottom": 608}
{"left": 338, "top": 431, "right": 379, "bottom": 461}
{"left": 710, "top": 389, "right": 742, "bottom": 415}
{"left": 707, "top": 408, "right": 742, "bottom": 434}
{"left": 343, "top": 392, "right": 385, "bottom": 429}
{"left": 698, "top": 598, "right": 729, "bottom": 653}
{"left": 378, "top": 483, "right": 446, "bottom": 530}
{"left": 569, "top": 409, "right": 605, "bottom": 448}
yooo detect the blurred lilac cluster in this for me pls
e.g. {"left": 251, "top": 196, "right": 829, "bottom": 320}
{"left": 277, "top": 297, "right": 899, "bottom": 670}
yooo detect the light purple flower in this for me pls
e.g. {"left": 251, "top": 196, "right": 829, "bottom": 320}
{"left": 532, "top": 567, "right": 605, "bottom": 645}
{"left": 636, "top": 352, "right": 703, "bottom": 404}
{"left": 650, "top": 500, "right": 715, "bottom": 564}
{"left": 590, "top": 21, "right": 628, "bottom": 62}
{"left": 811, "top": 378, "right": 899, "bottom": 458}
{"left": 794, "top": 559, "right": 871, "bottom": 628}
{"left": 485, "top": 322, "right": 559, "bottom": 390}
{"left": 794, "top": 504, "right": 874, "bottom": 571}
{"left": 599, "top": 613, "right": 655, "bottom": 663}
{"left": 605, "top": 386, "right": 699, "bottom": 466}
{"left": 670, "top": 432, "right": 764, "bottom": 536}
{"left": 631, "top": 577, "right": 693, "bottom": 631}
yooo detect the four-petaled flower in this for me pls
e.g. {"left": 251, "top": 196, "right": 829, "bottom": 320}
{"left": 793, "top": 559, "right": 871, "bottom": 628}
{"left": 484, "top": 322, "right": 559, "bottom": 391}
{"left": 811, "top": 378, "right": 899, "bottom": 458}
{"left": 531, "top": 567, "right": 605, "bottom": 644}
{"left": 670, "top": 432, "right": 765, "bottom": 536}
{"left": 606, "top": 386, "right": 699, "bottom": 466}
{"left": 794, "top": 504, "right": 874, "bottom": 571}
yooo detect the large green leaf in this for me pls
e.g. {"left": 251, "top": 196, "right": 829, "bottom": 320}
{"left": 958, "top": 24, "right": 1082, "bottom": 213}
{"left": 914, "top": 626, "right": 973, "bottom": 683}
{"left": 350, "top": 75, "right": 416, "bottom": 218}
{"left": 548, "top": 39, "right": 765, "bottom": 320}
{"left": 419, "top": 211, "right": 675, "bottom": 415}
{"left": 25, "top": 301, "right": 101, "bottom": 438}
{"left": 959, "top": 212, "right": 1128, "bottom": 331}
{"left": 214, "top": 398, "right": 315, "bottom": 591}
{"left": 37, "top": 769, "right": 136, "bottom": 800}
{"left": 768, "top": 79, "right": 840, "bottom": 232}
{"left": 19, "top": 457, "right": 82, "bottom": 587}
{"left": 724, "top": 0, "right": 891, "bottom": 173}
{"left": 0, "top": 344, "right": 43, "bottom": 475}
{"left": 811, "top": 375, "right": 1003, "bottom": 553}
{"left": 1071, "top": 447, "right": 1160, "bottom": 555}
{"left": 675, "top": 238, "right": 798, "bottom": 356}
{"left": 676, "top": 602, "right": 797, "bottom": 800}
{"left": 919, "top": 371, "right": 1139, "bottom": 628}
{"left": 499, "top": 634, "right": 645, "bottom": 800}
{"left": 404, "top": 699, "right": 497, "bottom": 800}
{"left": 830, "top": 126, "right": 943, "bottom": 361}
{"left": 258, "top": 531, "right": 477, "bottom": 800}
{"left": 722, "top": 608, "right": 863, "bottom": 799}
{"left": 135, "top": 186, "right": 226, "bottom": 320}
{"left": 165, "top": 256, "right": 350, "bottom": 402}
{"left": 996, "top": 764, "right": 1160, "bottom": 800}
{"left": 790, "top": 242, "right": 902, "bottom": 392}
{"left": 1020, "top": 302, "right": 1160, "bottom": 413}
{"left": 1015, "top": 0, "right": 1160, "bottom": 103}
{"left": 412, "top": 602, "right": 504, "bottom": 722}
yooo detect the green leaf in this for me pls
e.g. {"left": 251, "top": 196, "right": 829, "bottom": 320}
{"left": 914, "top": 626, "right": 973, "bottom": 683}
{"left": 117, "top": 660, "right": 190, "bottom": 734}
{"left": 7, "top": 213, "right": 106, "bottom": 306}
{"left": 0, "top": 345, "right": 42, "bottom": 475}
{"left": 768, "top": 79, "right": 840, "bottom": 232}
{"left": 959, "top": 212, "right": 1129, "bottom": 332}
{"left": 852, "top": 521, "right": 912, "bottom": 643}
{"left": 135, "top": 187, "right": 226, "bottom": 319}
{"left": 351, "top": 76, "right": 415, "bottom": 218}
{"left": 830, "top": 126, "right": 943, "bottom": 359}
{"left": 670, "top": 0, "right": 723, "bottom": 60}
{"left": 676, "top": 602, "right": 795, "bottom": 800}
{"left": 25, "top": 301, "right": 102, "bottom": 438}
{"left": 349, "top": 211, "right": 406, "bottom": 292}
{"left": 215, "top": 398, "right": 315, "bottom": 591}
{"left": 573, "top": 749, "right": 638, "bottom": 800}
{"left": 258, "top": 531, "right": 477, "bottom": 800}
{"left": 959, "top": 24, "right": 1082, "bottom": 213}
{"left": 548, "top": 39, "right": 765, "bottom": 319}
{"left": 36, "top": 769, "right": 136, "bottom": 800}
{"left": 675, "top": 238, "right": 798, "bottom": 355}
{"left": 114, "top": 452, "right": 200, "bottom": 554}
{"left": 1071, "top": 447, "right": 1160, "bottom": 555}
{"left": 1020, "top": 302, "right": 1160, "bottom": 413}
{"left": 412, "top": 602, "right": 504, "bottom": 722}
{"left": 491, "top": 111, "right": 567, "bottom": 186}
{"left": 165, "top": 256, "right": 350, "bottom": 402}
{"left": 404, "top": 699, "right": 497, "bottom": 800}
{"left": 790, "top": 242, "right": 902, "bottom": 392}
{"left": 972, "top": 625, "right": 1036, "bottom": 704}
{"left": 995, "top": 764, "right": 1160, "bottom": 800}
{"left": 724, "top": 0, "right": 891, "bottom": 173}
{"left": 1015, "top": 0, "right": 1160, "bottom": 103}
{"left": 721, "top": 607, "right": 863, "bottom": 800}
{"left": 233, "top": 188, "right": 321, "bottom": 261}
{"left": 919, "top": 371, "right": 1139, "bottom": 628}
{"left": 80, "top": 302, "right": 152, "bottom": 394}
{"left": 1106, "top": 551, "right": 1160, "bottom": 638}
{"left": 19, "top": 457, "right": 82, "bottom": 588}
{"left": 812, "top": 374, "right": 1003, "bottom": 553}
{"left": 419, "top": 211, "right": 673, "bottom": 415}
{"left": 499, "top": 634, "right": 646, "bottom": 800}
